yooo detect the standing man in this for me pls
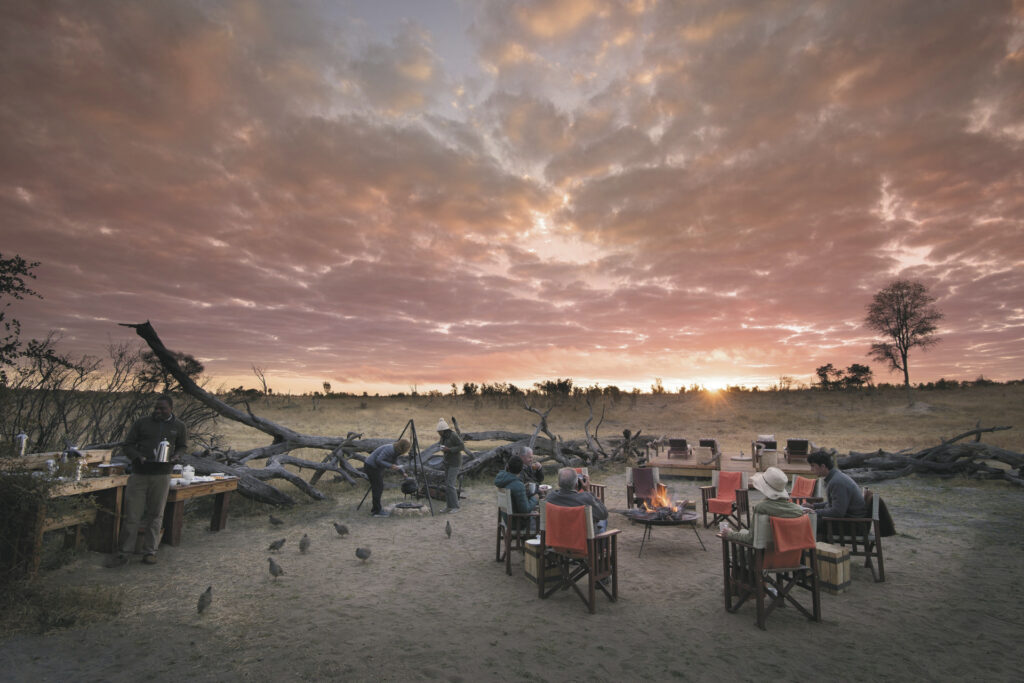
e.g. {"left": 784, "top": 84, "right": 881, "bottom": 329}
{"left": 437, "top": 418, "right": 464, "bottom": 513}
{"left": 108, "top": 395, "right": 187, "bottom": 566}
{"left": 363, "top": 439, "right": 411, "bottom": 517}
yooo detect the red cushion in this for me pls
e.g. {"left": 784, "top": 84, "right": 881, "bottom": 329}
{"left": 546, "top": 504, "right": 588, "bottom": 554}
{"left": 791, "top": 476, "right": 816, "bottom": 498}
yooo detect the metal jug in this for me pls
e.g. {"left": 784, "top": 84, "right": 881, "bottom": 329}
{"left": 156, "top": 439, "right": 170, "bottom": 462}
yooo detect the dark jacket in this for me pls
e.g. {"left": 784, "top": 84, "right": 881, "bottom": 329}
{"left": 494, "top": 470, "right": 538, "bottom": 513}
{"left": 440, "top": 430, "right": 464, "bottom": 468}
{"left": 123, "top": 413, "right": 188, "bottom": 475}
{"left": 545, "top": 487, "right": 608, "bottom": 523}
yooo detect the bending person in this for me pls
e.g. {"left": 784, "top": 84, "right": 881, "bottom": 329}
{"left": 364, "top": 438, "right": 411, "bottom": 517}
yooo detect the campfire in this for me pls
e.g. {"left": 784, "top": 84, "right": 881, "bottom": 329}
{"left": 625, "top": 488, "right": 691, "bottom": 522}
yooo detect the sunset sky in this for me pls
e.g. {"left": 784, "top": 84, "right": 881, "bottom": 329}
{"left": 2, "top": 0, "right": 1022, "bottom": 395}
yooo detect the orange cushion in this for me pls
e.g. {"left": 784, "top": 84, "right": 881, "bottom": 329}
{"left": 708, "top": 498, "right": 734, "bottom": 515}
{"left": 791, "top": 476, "right": 816, "bottom": 498}
{"left": 716, "top": 471, "right": 742, "bottom": 503}
{"left": 770, "top": 515, "right": 816, "bottom": 553}
{"left": 546, "top": 504, "right": 588, "bottom": 554}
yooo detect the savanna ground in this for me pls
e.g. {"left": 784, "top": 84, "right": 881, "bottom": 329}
{"left": 2, "top": 386, "right": 1022, "bottom": 682}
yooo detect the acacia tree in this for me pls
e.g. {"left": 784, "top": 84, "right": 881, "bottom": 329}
{"left": 865, "top": 279, "right": 943, "bottom": 401}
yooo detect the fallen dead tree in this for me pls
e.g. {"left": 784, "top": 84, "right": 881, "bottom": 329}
{"left": 837, "top": 424, "right": 1023, "bottom": 487}
{"left": 121, "top": 321, "right": 652, "bottom": 505}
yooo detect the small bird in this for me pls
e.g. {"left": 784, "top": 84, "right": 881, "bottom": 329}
{"left": 355, "top": 547, "right": 371, "bottom": 563}
{"left": 268, "top": 538, "right": 286, "bottom": 552}
{"left": 268, "top": 557, "right": 284, "bottom": 579}
{"left": 299, "top": 533, "right": 310, "bottom": 554}
{"left": 333, "top": 522, "right": 349, "bottom": 537}
{"left": 445, "top": 520, "right": 452, "bottom": 539}
{"left": 270, "top": 514, "right": 284, "bottom": 526}
{"left": 197, "top": 586, "right": 212, "bottom": 614}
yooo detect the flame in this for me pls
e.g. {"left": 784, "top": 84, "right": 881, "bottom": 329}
{"left": 641, "top": 486, "right": 676, "bottom": 512}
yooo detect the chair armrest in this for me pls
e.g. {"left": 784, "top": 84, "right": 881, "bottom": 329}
{"left": 700, "top": 485, "right": 716, "bottom": 500}
{"left": 595, "top": 528, "right": 621, "bottom": 540}
{"left": 587, "top": 483, "right": 607, "bottom": 504}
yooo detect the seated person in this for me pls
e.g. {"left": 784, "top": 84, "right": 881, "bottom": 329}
{"left": 494, "top": 455, "right": 539, "bottom": 514}
{"left": 722, "top": 466, "right": 805, "bottom": 543}
{"left": 545, "top": 467, "right": 608, "bottom": 533}
{"left": 517, "top": 446, "right": 544, "bottom": 486}
{"left": 803, "top": 452, "right": 867, "bottom": 535}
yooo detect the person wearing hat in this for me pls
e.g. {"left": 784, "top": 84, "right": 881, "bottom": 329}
{"left": 436, "top": 418, "right": 465, "bottom": 513}
{"left": 364, "top": 438, "right": 411, "bottom": 517}
{"left": 722, "top": 466, "right": 805, "bottom": 544}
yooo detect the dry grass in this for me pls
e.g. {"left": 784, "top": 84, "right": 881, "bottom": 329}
{"left": 0, "top": 582, "right": 124, "bottom": 637}
{"left": 216, "top": 384, "right": 1024, "bottom": 460}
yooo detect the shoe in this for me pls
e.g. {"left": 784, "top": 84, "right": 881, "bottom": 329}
{"left": 372, "top": 512, "right": 390, "bottom": 518}
{"left": 142, "top": 554, "right": 157, "bottom": 565}
{"left": 105, "top": 554, "right": 128, "bottom": 568}
{"left": 447, "top": 507, "right": 461, "bottom": 514}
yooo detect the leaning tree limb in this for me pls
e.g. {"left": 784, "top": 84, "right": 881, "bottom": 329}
{"left": 121, "top": 321, "right": 678, "bottom": 503}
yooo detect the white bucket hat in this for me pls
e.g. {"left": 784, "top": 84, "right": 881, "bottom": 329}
{"left": 436, "top": 418, "right": 450, "bottom": 432}
{"left": 751, "top": 466, "right": 789, "bottom": 500}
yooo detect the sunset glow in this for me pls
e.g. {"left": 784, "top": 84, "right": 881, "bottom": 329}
{"left": 2, "top": 1, "right": 1021, "bottom": 396}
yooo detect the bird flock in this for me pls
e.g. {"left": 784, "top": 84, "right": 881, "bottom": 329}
{"left": 196, "top": 511, "right": 452, "bottom": 615}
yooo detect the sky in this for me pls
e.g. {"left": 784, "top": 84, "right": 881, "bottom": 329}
{"left": 2, "top": 0, "right": 1022, "bottom": 396}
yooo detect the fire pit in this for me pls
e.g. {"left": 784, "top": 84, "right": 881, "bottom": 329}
{"left": 620, "top": 502, "right": 705, "bottom": 557}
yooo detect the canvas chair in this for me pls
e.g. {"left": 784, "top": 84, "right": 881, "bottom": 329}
{"left": 538, "top": 501, "right": 621, "bottom": 613}
{"left": 696, "top": 438, "right": 722, "bottom": 468}
{"left": 626, "top": 467, "right": 668, "bottom": 509}
{"left": 573, "top": 467, "right": 606, "bottom": 504}
{"left": 784, "top": 438, "right": 814, "bottom": 465}
{"left": 666, "top": 438, "right": 692, "bottom": 459}
{"left": 495, "top": 487, "right": 538, "bottom": 576}
{"left": 700, "top": 470, "right": 751, "bottom": 529}
{"left": 788, "top": 474, "right": 824, "bottom": 506}
{"left": 751, "top": 434, "right": 778, "bottom": 471}
{"left": 721, "top": 512, "right": 821, "bottom": 630}
{"left": 822, "top": 489, "right": 886, "bottom": 582}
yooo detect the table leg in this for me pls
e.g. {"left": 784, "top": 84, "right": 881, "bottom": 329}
{"left": 163, "top": 499, "right": 185, "bottom": 546}
{"left": 89, "top": 486, "right": 122, "bottom": 554}
{"left": 210, "top": 491, "right": 232, "bottom": 531}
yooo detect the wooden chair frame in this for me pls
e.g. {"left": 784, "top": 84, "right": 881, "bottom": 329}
{"left": 822, "top": 489, "right": 885, "bottom": 582}
{"left": 696, "top": 438, "right": 721, "bottom": 468}
{"left": 751, "top": 435, "right": 778, "bottom": 471}
{"left": 700, "top": 470, "right": 751, "bottom": 529}
{"left": 538, "top": 502, "right": 621, "bottom": 614}
{"left": 721, "top": 514, "right": 821, "bottom": 630}
{"left": 495, "top": 487, "right": 538, "bottom": 576}
{"left": 666, "top": 438, "right": 692, "bottom": 459}
{"left": 625, "top": 467, "right": 668, "bottom": 509}
{"left": 784, "top": 438, "right": 815, "bottom": 465}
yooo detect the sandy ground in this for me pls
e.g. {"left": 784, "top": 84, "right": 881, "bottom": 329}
{"left": 2, "top": 469, "right": 1022, "bottom": 683}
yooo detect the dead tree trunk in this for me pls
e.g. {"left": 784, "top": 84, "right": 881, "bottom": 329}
{"left": 838, "top": 425, "right": 1022, "bottom": 486}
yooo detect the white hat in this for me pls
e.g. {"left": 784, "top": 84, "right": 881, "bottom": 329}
{"left": 436, "top": 418, "right": 450, "bottom": 432}
{"left": 751, "top": 466, "right": 789, "bottom": 500}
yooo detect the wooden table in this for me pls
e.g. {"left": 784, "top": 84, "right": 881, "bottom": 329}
{"left": 162, "top": 477, "right": 238, "bottom": 546}
{"left": 11, "top": 474, "right": 130, "bottom": 579}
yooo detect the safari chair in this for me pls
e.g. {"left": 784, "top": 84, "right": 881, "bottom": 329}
{"left": 823, "top": 489, "right": 886, "bottom": 582}
{"left": 666, "top": 438, "right": 692, "bottom": 459}
{"left": 784, "top": 438, "right": 814, "bottom": 465}
{"left": 626, "top": 467, "right": 668, "bottom": 509}
{"left": 788, "top": 474, "right": 824, "bottom": 505}
{"left": 751, "top": 435, "right": 778, "bottom": 471}
{"left": 721, "top": 512, "right": 821, "bottom": 630}
{"left": 495, "top": 487, "right": 538, "bottom": 576}
{"left": 538, "top": 501, "right": 621, "bottom": 614}
{"left": 696, "top": 438, "right": 722, "bottom": 468}
{"left": 573, "top": 467, "right": 606, "bottom": 504}
{"left": 701, "top": 470, "right": 751, "bottom": 529}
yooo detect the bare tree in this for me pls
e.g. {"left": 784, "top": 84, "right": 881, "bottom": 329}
{"left": 252, "top": 364, "right": 269, "bottom": 398}
{"left": 865, "top": 279, "right": 943, "bottom": 402}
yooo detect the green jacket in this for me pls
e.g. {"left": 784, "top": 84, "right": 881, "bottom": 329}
{"left": 440, "top": 430, "right": 464, "bottom": 468}
{"left": 725, "top": 498, "right": 804, "bottom": 545}
{"left": 123, "top": 413, "right": 188, "bottom": 475}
